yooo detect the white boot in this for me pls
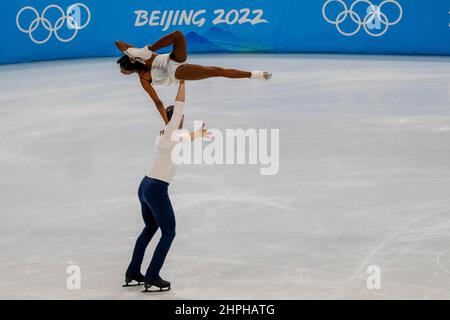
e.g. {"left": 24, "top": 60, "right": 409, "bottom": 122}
{"left": 125, "top": 46, "right": 153, "bottom": 62}
{"left": 250, "top": 71, "right": 272, "bottom": 80}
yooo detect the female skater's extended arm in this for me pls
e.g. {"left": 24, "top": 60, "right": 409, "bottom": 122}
{"left": 140, "top": 79, "right": 169, "bottom": 124}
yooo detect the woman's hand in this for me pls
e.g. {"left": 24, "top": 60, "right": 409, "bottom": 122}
{"left": 116, "top": 41, "right": 137, "bottom": 62}
{"left": 115, "top": 40, "right": 133, "bottom": 53}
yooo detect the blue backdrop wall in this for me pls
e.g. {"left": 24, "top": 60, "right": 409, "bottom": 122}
{"left": 1, "top": 0, "right": 449, "bottom": 64}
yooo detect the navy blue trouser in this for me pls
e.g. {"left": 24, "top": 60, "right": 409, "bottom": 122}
{"left": 127, "top": 176, "right": 176, "bottom": 280}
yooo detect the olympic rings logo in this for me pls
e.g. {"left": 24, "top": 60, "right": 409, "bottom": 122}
{"left": 16, "top": 3, "right": 91, "bottom": 44}
{"left": 322, "top": 0, "right": 402, "bottom": 37}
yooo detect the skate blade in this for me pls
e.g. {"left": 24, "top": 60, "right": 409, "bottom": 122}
{"left": 122, "top": 282, "right": 143, "bottom": 287}
{"left": 142, "top": 286, "right": 171, "bottom": 293}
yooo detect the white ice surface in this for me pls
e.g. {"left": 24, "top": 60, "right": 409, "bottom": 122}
{"left": 0, "top": 54, "right": 450, "bottom": 299}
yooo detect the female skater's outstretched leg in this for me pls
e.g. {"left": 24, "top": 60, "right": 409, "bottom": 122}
{"left": 175, "top": 64, "right": 252, "bottom": 80}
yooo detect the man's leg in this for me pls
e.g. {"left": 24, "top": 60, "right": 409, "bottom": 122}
{"left": 127, "top": 201, "right": 158, "bottom": 274}
{"left": 145, "top": 195, "right": 176, "bottom": 280}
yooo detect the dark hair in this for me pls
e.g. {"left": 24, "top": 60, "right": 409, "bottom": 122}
{"left": 166, "top": 105, "right": 174, "bottom": 121}
{"left": 116, "top": 55, "right": 148, "bottom": 73}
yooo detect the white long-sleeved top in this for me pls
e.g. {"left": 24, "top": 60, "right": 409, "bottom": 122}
{"left": 147, "top": 101, "right": 184, "bottom": 183}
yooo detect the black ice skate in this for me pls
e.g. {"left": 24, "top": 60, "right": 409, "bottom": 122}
{"left": 122, "top": 271, "right": 145, "bottom": 287}
{"left": 142, "top": 277, "right": 171, "bottom": 292}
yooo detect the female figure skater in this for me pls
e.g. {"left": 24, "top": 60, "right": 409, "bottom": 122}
{"left": 115, "top": 30, "right": 271, "bottom": 124}
{"left": 123, "top": 80, "right": 210, "bottom": 292}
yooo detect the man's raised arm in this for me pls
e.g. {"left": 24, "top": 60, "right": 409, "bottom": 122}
{"left": 175, "top": 80, "right": 185, "bottom": 103}
{"left": 162, "top": 81, "right": 185, "bottom": 136}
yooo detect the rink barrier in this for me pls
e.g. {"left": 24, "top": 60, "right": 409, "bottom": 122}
{"left": 1, "top": 0, "right": 450, "bottom": 64}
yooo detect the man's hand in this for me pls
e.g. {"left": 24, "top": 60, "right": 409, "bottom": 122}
{"left": 190, "top": 123, "right": 212, "bottom": 140}
{"left": 198, "top": 123, "right": 211, "bottom": 138}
